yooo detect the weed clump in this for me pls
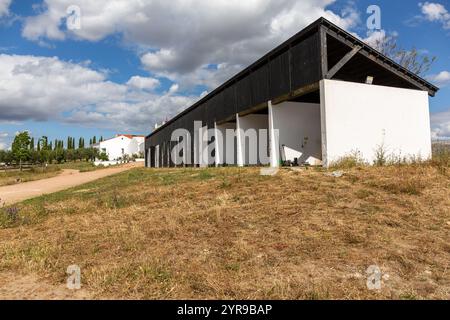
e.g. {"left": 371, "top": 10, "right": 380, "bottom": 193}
{"left": 330, "top": 151, "right": 367, "bottom": 169}
{"left": 0, "top": 198, "right": 22, "bottom": 228}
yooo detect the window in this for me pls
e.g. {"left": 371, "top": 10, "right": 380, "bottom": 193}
{"left": 121, "top": 148, "right": 125, "bottom": 155}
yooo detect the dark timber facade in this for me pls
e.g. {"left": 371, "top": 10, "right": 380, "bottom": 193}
{"left": 145, "top": 17, "right": 438, "bottom": 168}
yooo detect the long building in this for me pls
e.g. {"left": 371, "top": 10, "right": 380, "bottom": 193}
{"left": 145, "top": 17, "right": 438, "bottom": 168}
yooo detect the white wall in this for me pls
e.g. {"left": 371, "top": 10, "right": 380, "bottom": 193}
{"left": 237, "top": 114, "right": 270, "bottom": 165}
{"left": 96, "top": 136, "right": 144, "bottom": 161}
{"left": 97, "top": 136, "right": 129, "bottom": 161}
{"left": 271, "top": 101, "right": 322, "bottom": 166}
{"left": 320, "top": 79, "right": 432, "bottom": 166}
{"left": 216, "top": 122, "right": 237, "bottom": 165}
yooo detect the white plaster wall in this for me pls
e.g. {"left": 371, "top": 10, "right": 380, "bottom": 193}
{"left": 216, "top": 123, "right": 237, "bottom": 165}
{"left": 320, "top": 79, "right": 432, "bottom": 166}
{"left": 128, "top": 139, "right": 139, "bottom": 156}
{"left": 133, "top": 137, "right": 145, "bottom": 153}
{"left": 271, "top": 101, "right": 322, "bottom": 165}
{"left": 98, "top": 136, "right": 129, "bottom": 160}
{"left": 97, "top": 136, "right": 144, "bottom": 161}
{"left": 238, "top": 114, "right": 270, "bottom": 165}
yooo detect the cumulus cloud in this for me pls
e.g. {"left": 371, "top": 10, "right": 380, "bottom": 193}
{"left": 0, "top": 132, "right": 9, "bottom": 150}
{"left": 0, "top": 54, "right": 197, "bottom": 131}
{"left": 0, "top": 54, "right": 125, "bottom": 121}
{"left": 22, "top": 0, "right": 359, "bottom": 89}
{"left": 0, "top": 0, "right": 11, "bottom": 17}
{"left": 363, "top": 30, "right": 387, "bottom": 48}
{"left": 431, "top": 109, "right": 450, "bottom": 140}
{"left": 126, "top": 76, "right": 160, "bottom": 91}
{"left": 427, "top": 71, "right": 450, "bottom": 87}
{"left": 419, "top": 2, "right": 450, "bottom": 29}
{"left": 12, "top": 1, "right": 364, "bottom": 133}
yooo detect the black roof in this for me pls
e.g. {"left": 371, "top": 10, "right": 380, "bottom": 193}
{"left": 147, "top": 17, "right": 439, "bottom": 139}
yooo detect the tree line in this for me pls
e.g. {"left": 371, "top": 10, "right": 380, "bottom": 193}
{"left": 0, "top": 132, "right": 108, "bottom": 169}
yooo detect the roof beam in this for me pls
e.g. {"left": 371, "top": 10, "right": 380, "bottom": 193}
{"left": 324, "top": 28, "right": 436, "bottom": 96}
{"left": 326, "top": 45, "right": 362, "bottom": 79}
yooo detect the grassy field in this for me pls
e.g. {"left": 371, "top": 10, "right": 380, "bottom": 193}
{"left": 54, "top": 161, "right": 105, "bottom": 172}
{"left": 0, "top": 163, "right": 448, "bottom": 299}
{"left": 0, "top": 162, "right": 109, "bottom": 187}
{"left": 0, "top": 166, "right": 61, "bottom": 187}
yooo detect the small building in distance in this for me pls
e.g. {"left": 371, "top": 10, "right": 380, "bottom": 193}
{"left": 93, "top": 134, "right": 145, "bottom": 160}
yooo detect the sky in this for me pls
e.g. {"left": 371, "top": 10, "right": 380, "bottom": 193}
{"left": 0, "top": 0, "right": 449, "bottom": 149}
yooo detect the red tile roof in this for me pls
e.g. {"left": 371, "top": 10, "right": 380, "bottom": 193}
{"left": 116, "top": 134, "right": 145, "bottom": 139}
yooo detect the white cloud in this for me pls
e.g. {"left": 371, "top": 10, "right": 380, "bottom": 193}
{"left": 363, "top": 30, "right": 387, "bottom": 48}
{"left": 10, "top": 1, "right": 364, "bottom": 133}
{"left": 427, "top": 71, "right": 450, "bottom": 87}
{"left": 431, "top": 109, "right": 450, "bottom": 140}
{"left": 0, "top": 54, "right": 198, "bottom": 131}
{"left": 419, "top": 2, "right": 450, "bottom": 29}
{"left": 0, "top": 0, "right": 11, "bottom": 17}
{"left": 0, "top": 132, "right": 9, "bottom": 150}
{"left": 126, "top": 76, "right": 160, "bottom": 90}
{"left": 0, "top": 54, "right": 124, "bottom": 121}
{"left": 22, "top": 0, "right": 359, "bottom": 90}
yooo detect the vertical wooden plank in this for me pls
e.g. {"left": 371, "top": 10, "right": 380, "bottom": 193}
{"left": 320, "top": 26, "right": 328, "bottom": 79}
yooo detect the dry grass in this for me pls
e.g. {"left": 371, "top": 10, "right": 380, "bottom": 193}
{"left": 0, "top": 162, "right": 108, "bottom": 187}
{"left": 54, "top": 161, "right": 108, "bottom": 172}
{"left": 0, "top": 166, "right": 61, "bottom": 187}
{"left": 0, "top": 164, "right": 449, "bottom": 300}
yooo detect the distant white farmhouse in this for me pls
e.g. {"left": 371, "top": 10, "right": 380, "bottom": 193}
{"left": 93, "top": 134, "right": 145, "bottom": 161}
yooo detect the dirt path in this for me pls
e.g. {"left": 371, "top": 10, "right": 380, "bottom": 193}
{"left": 0, "top": 163, "right": 142, "bottom": 205}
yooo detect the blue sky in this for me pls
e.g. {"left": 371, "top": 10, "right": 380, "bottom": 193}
{"left": 0, "top": 0, "right": 449, "bottom": 149}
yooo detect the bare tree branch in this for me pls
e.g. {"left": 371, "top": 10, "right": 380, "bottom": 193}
{"left": 372, "top": 34, "right": 436, "bottom": 76}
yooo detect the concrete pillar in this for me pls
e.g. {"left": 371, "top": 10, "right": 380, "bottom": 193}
{"left": 214, "top": 122, "right": 221, "bottom": 167}
{"left": 155, "top": 145, "right": 160, "bottom": 168}
{"left": 167, "top": 142, "right": 171, "bottom": 167}
{"left": 320, "top": 80, "right": 328, "bottom": 167}
{"left": 174, "top": 137, "right": 180, "bottom": 167}
{"left": 236, "top": 114, "right": 244, "bottom": 167}
{"left": 200, "top": 126, "right": 208, "bottom": 168}
{"left": 268, "top": 101, "right": 280, "bottom": 168}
